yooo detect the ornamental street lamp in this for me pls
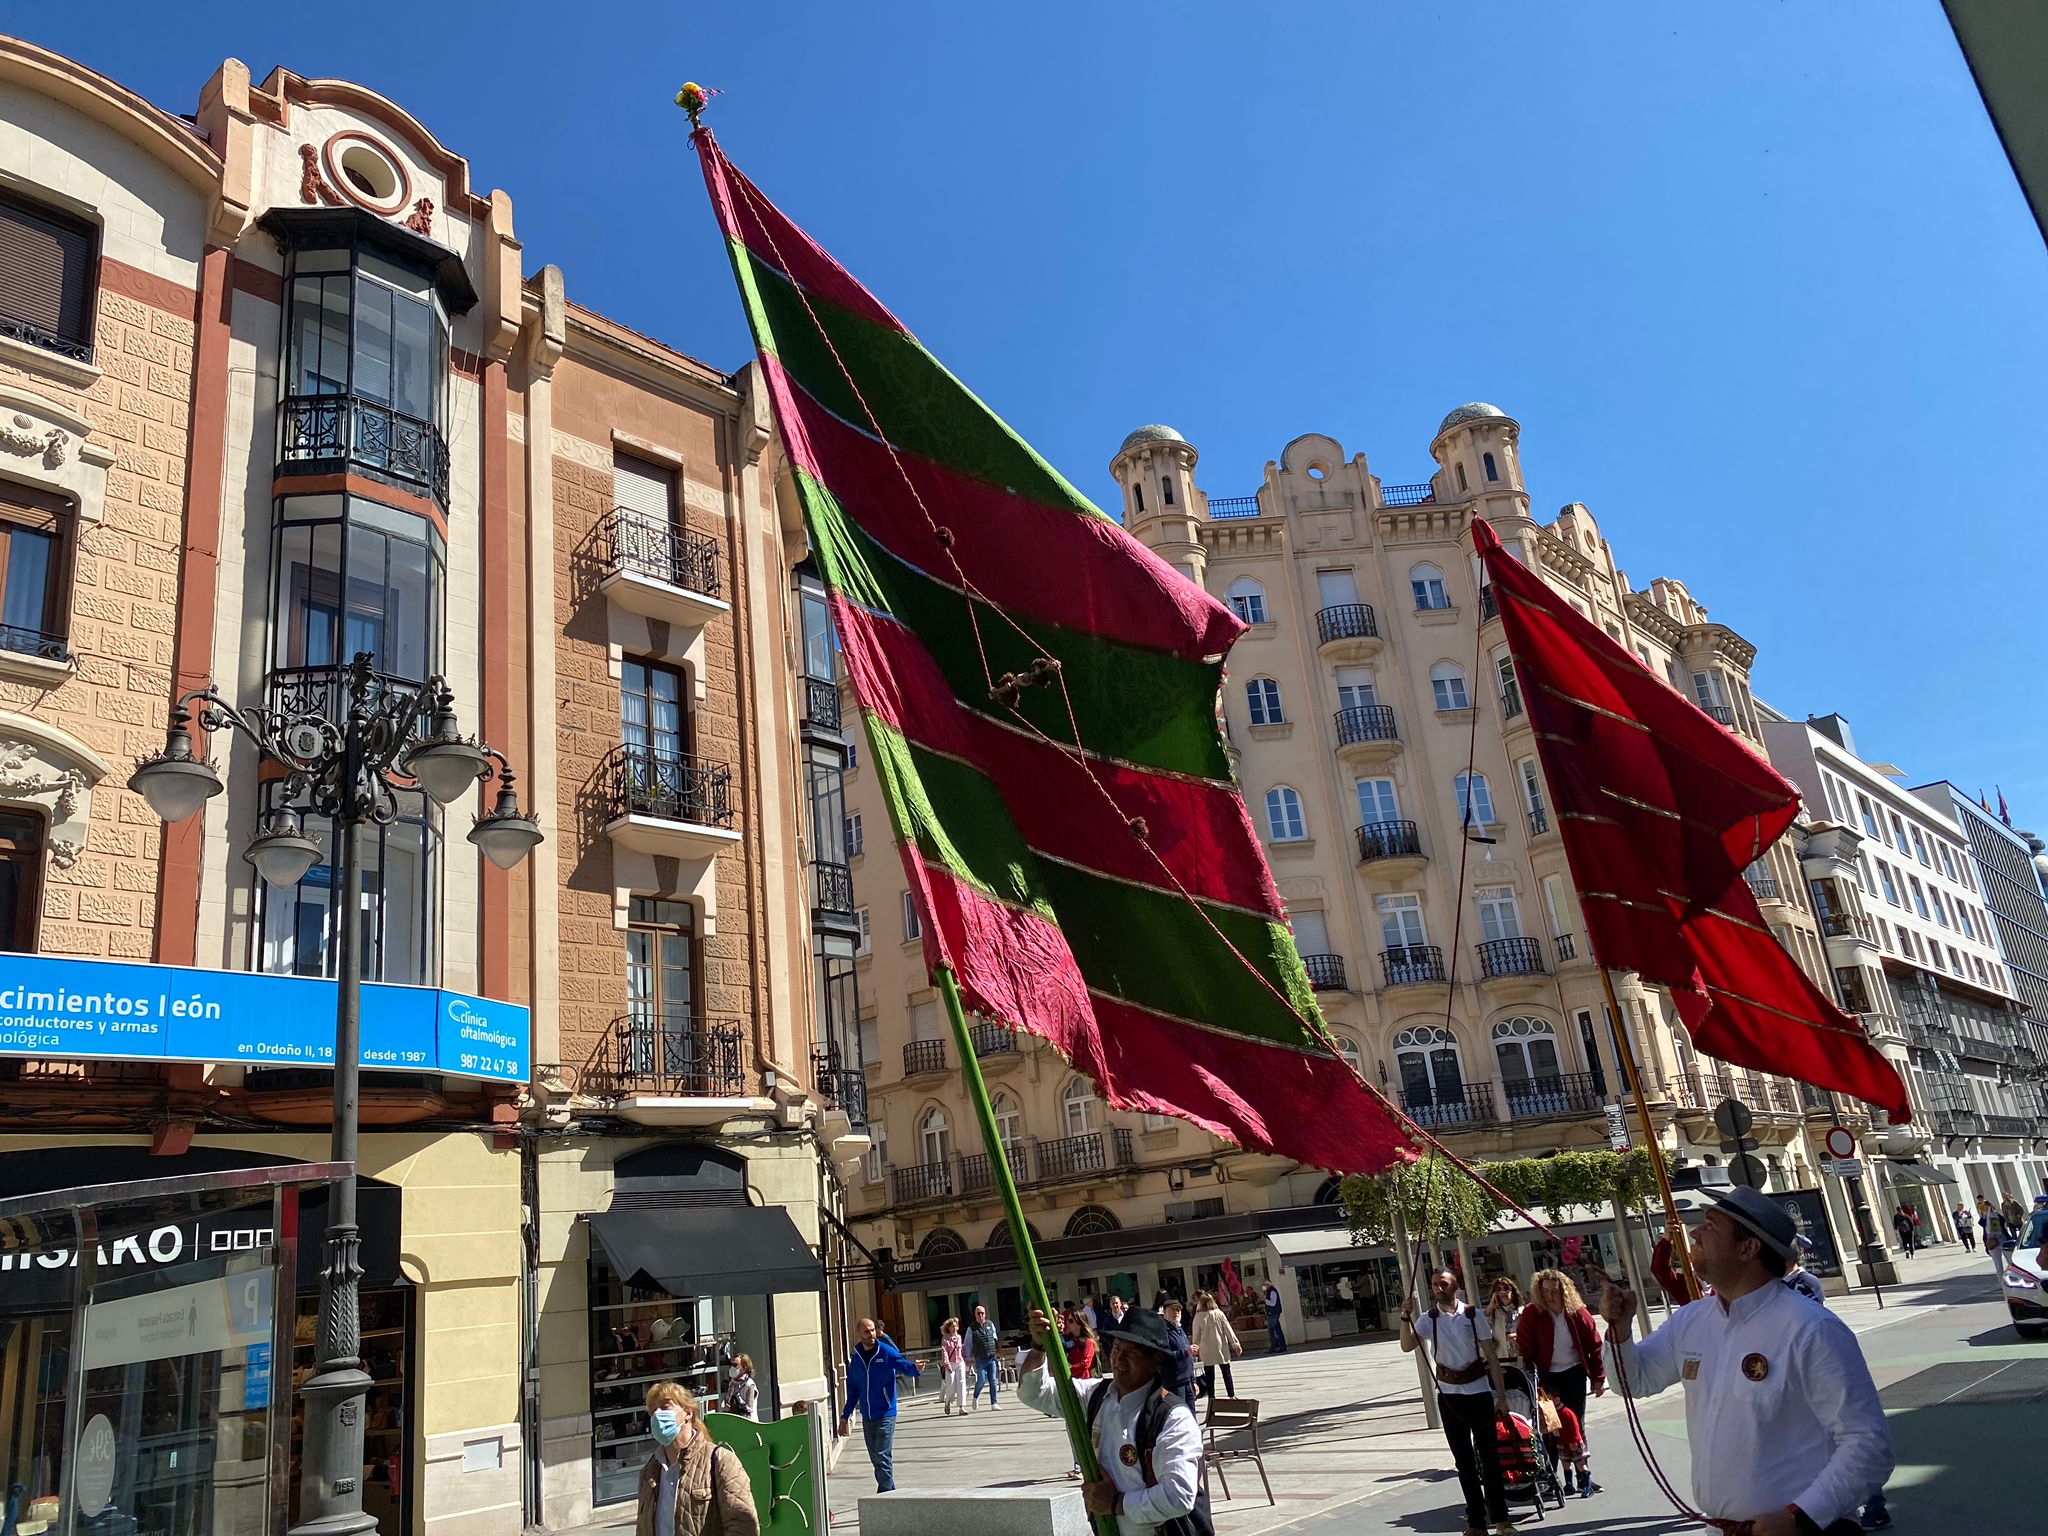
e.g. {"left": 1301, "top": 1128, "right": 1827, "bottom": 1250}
{"left": 132, "top": 653, "right": 539, "bottom": 1536}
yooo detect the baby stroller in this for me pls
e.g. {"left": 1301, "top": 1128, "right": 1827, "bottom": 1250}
{"left": 1493, "top": 1364, "right": 1568, "bottom": 1518}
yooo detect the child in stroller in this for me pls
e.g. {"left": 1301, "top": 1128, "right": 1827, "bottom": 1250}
{"left": 1493, "top": 1363, "right": 1568, "bottom": 1516}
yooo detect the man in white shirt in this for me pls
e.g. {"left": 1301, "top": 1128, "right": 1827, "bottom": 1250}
{"left": 1600, "top": 1186, "right": 1893, "bottom": 1536}
{"left": 1018, "top": 1306, "right": 1202, "bottom": 1534}
{"left": 1398, "top": 1267, "right": 1513, "bottom": 1536}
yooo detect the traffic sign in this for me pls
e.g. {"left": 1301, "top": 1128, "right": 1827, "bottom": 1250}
{"left": 1824, "top": 1157, "right": 1862, "bottom": 1178}
{"left": 1727, "top": 1152, "right": 1770, "bottom": 1190}
{"left": 1824, "top": 1125, "right": 1856, "bottom": 1160}
{"left": 1713, "top": 1098, "right": 1754, "bottom": 1140}
{"left": 1603, "top": 1103, "right": 1631, "bottom": 1152}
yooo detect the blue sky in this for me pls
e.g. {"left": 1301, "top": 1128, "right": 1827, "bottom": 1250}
{"left": 33, "top": 1, "right": 2048, "bottom": 818}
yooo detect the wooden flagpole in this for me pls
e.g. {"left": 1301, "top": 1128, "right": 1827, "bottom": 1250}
{"left": 1593, "top": 960, "right": 1699, "bottom": 1294}
{"left": 934, "top": 965, "right": 1116, "bottom": 1536}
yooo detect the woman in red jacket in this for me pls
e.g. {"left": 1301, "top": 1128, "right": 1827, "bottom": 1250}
{"left": 1512, "top": 1269, "right": 1606, "bottom": 1497}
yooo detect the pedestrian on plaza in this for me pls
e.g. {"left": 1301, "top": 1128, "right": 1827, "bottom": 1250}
{"left": 721, "top": 1353, "right": 760, "bottom": 1421}
{"left": 2024, "top": 1192, "right": 2048, "bottom": 1250}
{"left": 1536, "top": 1383, "right": 1589, "bottom": 1495}
{"left": 1512, "top": 1268, "right": 1605, "bottom": 1497}
{"left": 1400, "top": 1268, "right": 1514, "bottom": 1536}
{"left": 635, "top": 1381, "right": 759, "bottom": 1536}
{"left": 966, "top": 1303, "right": 1001, "bottom": 1412}
{"left": 1018, "top": 1305, "right": 1205, "bottom": 1534}
{"left": 1598, "top": 1186, "right": 1893, "bottom": 1536}
{"left": 2001, "top": 1193, "right": 2026, "bottom": 1240}
{"left": 1062, "top": 1308, "right": 1099, "bottom": 1378}
{"left": 1781, "top": 1236, "right": 1827, "bottom": 1305}
{"left": 1891, "top": 1202, "right": 1918, "bottom": 1256}
{"left": 1191, "top": 1291, "right": 1241, "bottom": 1401}
{"left": 1953, "top": 1203, "right": 1975, "bottom": 1252}
{"left": 837, "top": 1317, "right": 920, "bottom": 1493}
{"left": 1976, "top": 1198, "right": 2005, "bottom": 1273}
{"left": 1262, "top": 1280, "right": 1287, "bottom": 1354}
{"left": 1106, "top": 1294, "right": 1129, "bottom": 1330}
{"left": 1484, "top": 1276, "right": 1524, "bottom": 1360}
{"left": 1155, "top": 1296, "right": 1199, "bottom": 1415}
{"left": 938, "top": 1319, "right": 968, "bottom": 1416}
{"left": 1083, "top": 1295, "right": 1101, "bottom": 1332}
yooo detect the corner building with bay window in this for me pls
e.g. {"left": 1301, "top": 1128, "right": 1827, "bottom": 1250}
{"left": 0, "top": 37, "right": 860, "bottom": 1536}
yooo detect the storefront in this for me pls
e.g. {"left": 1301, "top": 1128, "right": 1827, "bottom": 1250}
{"left": 1263, "top": 1231, "right": 1402, "bottom": 1340}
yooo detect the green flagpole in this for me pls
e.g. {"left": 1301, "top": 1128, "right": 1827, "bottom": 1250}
{"left": 934, "top": 964, "right": 1115, "bottom": 1536}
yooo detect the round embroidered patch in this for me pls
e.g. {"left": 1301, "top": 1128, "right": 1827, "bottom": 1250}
{"left": 1119, "top": 1444, "right": 1140, "bottom": 1467}
{"left": 1741, "top": 1352, "right": 1769, "bottom": 1382}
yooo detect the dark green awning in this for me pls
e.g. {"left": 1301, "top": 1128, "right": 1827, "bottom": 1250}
{"left": 587, "top": 1206, "right": 822, "bottom": 1297}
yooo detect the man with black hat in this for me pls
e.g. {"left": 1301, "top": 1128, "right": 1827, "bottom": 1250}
{"left": 1018, "top": 1305, "right": 1205, "bottom": 1534}
{"left": 1599, "top": 1186, "right": 1893, "bottom": 1536}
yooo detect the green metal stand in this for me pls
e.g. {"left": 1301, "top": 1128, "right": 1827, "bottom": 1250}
{"left": 934, "top": 965, "right": 1117, "bottom": 1536}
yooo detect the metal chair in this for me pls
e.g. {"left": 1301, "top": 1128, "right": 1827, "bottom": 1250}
{"left": 1200, "top": 1397, "right": 1274, "bottom": 1505}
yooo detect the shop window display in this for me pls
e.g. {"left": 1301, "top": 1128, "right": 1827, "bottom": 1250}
{"left": 285, "top": 1286, "right": 413, "bottom": 1536}
{"left": 588, "top": 1270, "right": 738, "bottom": 1506}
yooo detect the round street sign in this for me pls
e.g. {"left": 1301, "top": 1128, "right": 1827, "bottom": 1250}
{"left": 1728, "top": 1152, "right": 1770, "bottom": 1190}
{"left": 1713, "top": 1098, "right": 1754, "bottom": 1140}
{"left": 1824, "top": 1125, "right": 1856, "bottom": 1160}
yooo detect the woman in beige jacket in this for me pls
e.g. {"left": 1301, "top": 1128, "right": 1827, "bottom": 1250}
{"left": 635, "top": 1382, "right": 759, "bottom": 1536}
{"left": 1191, "top": 1290, "right": 1243, "bottom": 1400}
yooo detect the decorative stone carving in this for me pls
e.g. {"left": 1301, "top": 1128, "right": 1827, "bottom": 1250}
{"left": 299, "top": 143, "right": 343, "bottom": 207}
{"left": 0, "top": 737, "right": 88, "bottom": 868}
{"left": 0, "top": 412, "right": 66, "bottom": 468}
{"left": 404, "top": 197, "right": 435, "bottom": 236}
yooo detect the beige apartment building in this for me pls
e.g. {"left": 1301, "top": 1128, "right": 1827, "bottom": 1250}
{"left": 842, "top": 403, "right": 1880, "bottom": 1347}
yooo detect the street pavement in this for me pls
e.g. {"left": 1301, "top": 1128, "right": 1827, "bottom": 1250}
{"left": 829, "top": 1243, "right": 2034, "bottom": 1536}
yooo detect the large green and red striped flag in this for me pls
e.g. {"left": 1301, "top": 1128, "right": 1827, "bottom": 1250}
{"left": 697, "top": 132, "right": 1417, "bottom": 1174}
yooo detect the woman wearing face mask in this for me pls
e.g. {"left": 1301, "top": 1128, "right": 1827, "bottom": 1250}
{"left": 636, "top": 1382, "right": 759, "bottom": 1536}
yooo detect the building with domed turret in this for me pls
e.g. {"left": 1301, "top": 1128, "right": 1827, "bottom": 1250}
{"left": 836, "top": 405, "right": 1898, "bottom": 1351}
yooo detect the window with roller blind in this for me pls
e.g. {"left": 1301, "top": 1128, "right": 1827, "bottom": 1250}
{"left": 0, "top": 190, "right": 97, "bottom": 364}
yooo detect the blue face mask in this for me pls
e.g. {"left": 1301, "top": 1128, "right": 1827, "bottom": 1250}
{"left": 650, "top": 1408, "right": 683, "bottom": 1446}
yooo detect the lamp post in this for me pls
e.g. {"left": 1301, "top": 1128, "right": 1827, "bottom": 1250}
{"left": 133, "top": 653, "right": 540, "bottom": 1536}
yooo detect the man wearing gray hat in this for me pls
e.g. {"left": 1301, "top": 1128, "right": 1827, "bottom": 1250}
{"left": 1598, "top": 1186, "right": 1893, "bottom": 1536}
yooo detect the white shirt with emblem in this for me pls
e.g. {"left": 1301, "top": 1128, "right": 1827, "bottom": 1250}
{"left": 1410, "top": 1301, "right": 1496, "bottom": 1395}
{"left": 1018, "top": 1364, "right": 1199, "bottom": 1531}
{"left": 1609, "top": 1279, "right": 1892, "bottom": 1528}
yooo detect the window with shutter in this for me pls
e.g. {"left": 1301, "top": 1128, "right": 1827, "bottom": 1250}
{"left": 0, "top": 191, "right": 97, "bottom": 362}
{"left": 613, "top": 452, "right": 677, "bottom": 522}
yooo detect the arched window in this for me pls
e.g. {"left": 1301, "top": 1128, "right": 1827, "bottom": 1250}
{"left": 985, "top": 1217, "right": 1044, "bottom": 1249}
{"left": 1312, "top": 1175, "right": 1343, "bottom": 1207}
{"left": 918, "top": 1227, "right": 968, "bottom": 1257}
{"left": 1225, "top": 578, "right": 1268, "bottom": 625}
{"left": 1429, "top": 661, "right": 1470, "bottom": 711}
{"left": 1456, "top": 463, "right": 1469, "bottom": 492}
{"left": 1455, "top": 770, "right": 1496, "bottom": 828}
{"left": 1246, "top": 677, "right": 1284, "bottom": 726}
{"left": 1061, "top": 1076, "right": 1099, "bottom": 1136}
{"left": 1161, "top": 476, "right": 1175, "bottom": 507}
{"left": 991, "top": 1091, "right": 1022, "bottom": 1148}
{"left": 1133, "top": 481, "right": 1146, "bottom": 514}
{"left": 1409, "top": 563, "right": 1449, "bottom": 611}
{"left": 1332, "top": 1034, "right": 1364, "bottom": 1075}
{"left": 1264, "top": 786, "right": 1307, "bottom": 843}
{"left": 1483, "top": 452, "right": 1499, "bottom": 482}
{"left": 1492, "top": 1016, "right": 1563, "bottom": 1114}
{"left": 919, "top": 1105, "right": 952, "bottom": 1166}
{"left": 1065, "top": 1205, "right": 1121, "bottom": 1238}
{"left": 1393, "top": 1025, "right": 1467, "bottom": 1125}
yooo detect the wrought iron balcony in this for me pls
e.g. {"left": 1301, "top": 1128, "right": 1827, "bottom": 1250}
{"left": 1555, "top": 933, "right": 1578, "bottom": 963}
{"left": 0, "top": 310, "right": 93, "bottom": 365}
{"left": 596, "top": 505, "right": 720, "bottom": 598}
{"left": 606, "top": 743, "right": 734, "bottom": 828}
{"left": 1033, "top": 1128, "right": 1136, "bottom": 1182}
{"left": 1400, "top": 1083, "right": 1495, "bottom": 1129}
{"left": 1382, "top": 945, "right": 1446, "bottom": 988}
{"left": 1477, "top": 936, "right": 1547, "bottom": 979}
{"left": 0, "top": 622, "right": 72, "bottom": 666}
{"left": 891, "top": 1160, "right": 955, "bottom": 1205}
{"left": 1300, "top": 952, "right": 1348, "bottom": 991}
{"left": 1985, "top": 1113, "right": 2035, "bottom": 1137}
{"left": 960, "top": 1140, "right": 1032, "bottom": 1194}
{"left": 1479, "top": 585, "right": 1499, "bottom": 622}
{"left": 1503, "top": 1070, "right": 1607, "bottom": 1121}
{"left": 1315, "top": 603, "right": 1378, "bottom": 645}
{"left": 1526, "top": 806, "right": 1549, "bottom": 836}
{"left": 902, "top": 1039, "right": 947, "bottom": 1076}
{"left": 606, "top": 1014, "right": 746, "bottom": 1098}
{"left": 1356, "top": 819, "right": 1422, "bottom": 864}
{"left": 812, "top": 1049, "right": 869, "bottom": 1127}
{"left": 811, "top": 860, "right": 855, "bottom": 916}
{"left": 1820, "top": 910, "right": 1872, "bottom": 941}
{"left": 1744, "top": 868, "right": 1780, "bottom": 901}
{"left": 1334, "top": 704, "right": 1399, "bottom": 746}
{"left": 1704, "top": 703, "right": 1737, "bottom": 727}
{"left": 279, "top": 391, "right": 450, "bottom": 503}
{"left": 1207, "top": 495, "right": 1261, "bottom": 519}
{"left": 969, "top": 1020, "right": 1017, "bottom": 1058}
{"left": 1499, "top": 682, "right": 1525, "bottom": 720}
{"left": 267, "top": 663, "right": 422, "bottom": 729}
{"left": 1956, "top": 1033, "right": 2017, "bottom": 1065}
{"left": 1380, "top": 482, "right": 1435, "bottom": 507}
{"left": 804, "top": 675, "right": 843, "bottom": 733}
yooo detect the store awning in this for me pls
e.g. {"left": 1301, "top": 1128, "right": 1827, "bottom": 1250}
{"left": 1265, "top": 1227, "right": 1385, "bottom": 1267}
{"left": 1879, "top": 1159, "right": 1960, "bottom": 1189}
{"left": 587, "top": 1206, "right": 823, "bottom": 1297}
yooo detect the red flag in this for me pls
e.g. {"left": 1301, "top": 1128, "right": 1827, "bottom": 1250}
{"left": 1471, "top": 519, "right": 1908, "bottom": 1120}
{"left": 1998, "top": 787, "right": 2011, "bottom": 826}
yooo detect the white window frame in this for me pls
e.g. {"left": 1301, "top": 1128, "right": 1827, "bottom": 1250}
{"left": 1246, "top": 677, "right": 1284, "bottom": 726}
{"left": 920, "top": 1106, "right": 951, "bottom": 1167}
{"left": 1335, "top": 667, "right": 1377, "bottom": 712}
{"left": 1225, "top": 578, "right": 1268, "bottom": 625}
{"left": 1429, "top": 662, "right": 1470, "bottom": 711}
{"left": 1265, "top": 785, "right": 1307, "bottom": 843}
{"left": 1476, "top": 885, "right": 1523, "bottom": 942}
{"left": 1062, "top": 1077, "right": 1099, "bottom": 1136}
{"left": 864, "top": 1119, "right": 888, "bottom": 1183}
{"left": 854, "top": 906, "right": 871, "bottom": 956}
{"left": 1409, "top": 563, "right": 1450, "bottom": 611}
{"left": 1377, "top": 893, "right": 1427, "bottom": 950}
{"left": 902, "top": 891, "right": 923, "bottom": 942}
{"left": 845, "top": 810, "right": 864, "bottom": 858}
{"left": 1455, "top": 770, "right": 1496, "bottom": 828}
{"left": 1355, "top": 777, "right": 1400, "bottom": 825}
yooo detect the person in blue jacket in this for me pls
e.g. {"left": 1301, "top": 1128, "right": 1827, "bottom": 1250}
{"left": 838, "top": 1317, "right": 921, "bottom": 1491}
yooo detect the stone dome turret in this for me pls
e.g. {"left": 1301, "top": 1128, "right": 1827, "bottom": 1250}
{"left": 1437, "top": 402, "right": 1509, "bottom": 434}
{"left": 1118, "top": 424, "right": 1186, "bottom": 453}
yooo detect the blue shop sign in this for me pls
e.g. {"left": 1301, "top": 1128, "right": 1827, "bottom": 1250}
{"left": 0, "top": 955, "right": 529, "bottom": 1083}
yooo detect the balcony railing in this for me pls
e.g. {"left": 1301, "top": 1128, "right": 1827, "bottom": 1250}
{"left": 812, "top": 1049, "right": 869, "bottom": 1127}
{"left": 1300, "top": 952, "right": 1348, "bottom": 991}
{"left": 1744, "top": 868, "right": 1780, "bottom": 902}
{"left": 1526, "top": 806, "right": 1549, "bottom": 836}
{"left": 606, "top": 744, "right": 734, "bottom": 828}
{"left": 1503, "top": 1070, "right": 1607, "bottom": 1121}
{"left": 1380, "top": 482, "right": 1435, "bottom": 507}
{"left": 1820, "top": 911, "right": 1871, "bottom": 941}
{"left": 811, "top": 860, "right": 855, "bottom": 915}
{"left": 902, "top": 1039, "right": 947, "bottom": 1076}
{"left": 1401, "top": 1083, "right": 1495, "bottom": 1129}
{"left": 1477, "top": 936, "right": 1547, "bottom": 979}
{"left": 1479, "top": 585, "right": 1499, "bottom": 622}
{"left": 1334, "top": 704, "right": 1399, "bottom": 746}
{"left": 267, "top": 664, "right": 422, "bottom": 729}
{"left": 803, "top": 676, "right": 842, "bottom": 732}
{"left": 279, "top": 392, "right": 450, "bottom": 503}
{"left": 608, "top": 1014, "right": 746, "bottom": 1098}
{"left": 1356, "top": 819, "right": 1422, "bottom": 864}
{"left": 0, "top": 310, "right": 93, "bottom": 366}
{"left": 1703, "top": 703, "right": 1737, "bottom": 727}
{"left": 959, "top": 1141, "right": 1032, "bottom": 1194}
{"left": 969, "top": 1021, "right": 1017, "bottom": 1058}
{"left": 596, "top": 505, "right": 720, "bottom": 598}
{"left": 1035, "top": 1128, "right": 1136, "bottom": 1181}
{"left": 891, "top": 1160, "right": 955, "bottom": 1205}
{"left": 1315, "top": 604, "right": 1378, "bottom": 645}
{"left": 1956, "top": 1034, "right": 2017, "bottom": 1065}
{"left": 1555, "top": 933, "right": 1578, "bottom": 963}
{"left": 1683, "top": 1067, "right": 1798, "bottom": 1118}
{"left": 1207, "top": 495, "right": 1261, "bottom": 519}
{"left": 0, "top": 623, "right": 72, "bottom": 666}
{"left": 1984, "top": 1113, "right": 2034, "bottom": 1137}
{"left": 1382, "top": 945, "right": 1446, "bottom": 987}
